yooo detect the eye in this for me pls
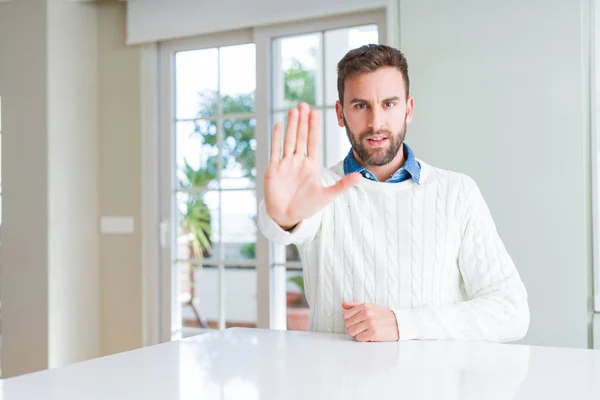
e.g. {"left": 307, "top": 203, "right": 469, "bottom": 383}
{"left": 384, "top": 101, "right": 396, "bottom": 108}
{"left": 354, "top": 103, "right": 368, "bottom": 110}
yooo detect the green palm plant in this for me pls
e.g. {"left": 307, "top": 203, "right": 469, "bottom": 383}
{"left": 180, "top": 159, "right": 216, "bottom": 259}
{"left": 181, "top": 195, "right": 212, "bottom": 259}
{"left": 289, "top": 275, "right": 304, "bottom": 292}
{"left": 179, "top": 159, "right": 216, "bottom": 328}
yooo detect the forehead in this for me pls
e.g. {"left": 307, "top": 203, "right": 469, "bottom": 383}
{"left": 343, "top": 66, "right": 405, "bottom": 100}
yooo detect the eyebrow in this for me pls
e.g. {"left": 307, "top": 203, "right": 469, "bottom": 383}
{"left": 349, "top": 96, "right": 401, "bottom": 104}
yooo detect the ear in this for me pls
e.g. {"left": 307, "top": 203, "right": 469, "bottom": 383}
{"left": 335, "top": 101, "right": 345, "bottom": 127}
{"left": 405, "top": 96, "right": 415, "bottom": 124}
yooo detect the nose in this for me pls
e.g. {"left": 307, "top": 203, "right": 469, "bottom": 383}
{"left": 368, "top": 105, "right": 384, "bottom": 131}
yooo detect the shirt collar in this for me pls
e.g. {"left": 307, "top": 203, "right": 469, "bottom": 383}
{"left": 343, "top": 143, "right": 421, "bottom": 184}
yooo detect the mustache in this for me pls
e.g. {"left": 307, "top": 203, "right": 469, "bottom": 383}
{"left": 359, "top": 129, "right": 393, "bottom": 140}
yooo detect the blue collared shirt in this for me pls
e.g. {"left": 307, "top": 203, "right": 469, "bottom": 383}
{"left": 343, "top": 143, "right": 421, "bottom": 184}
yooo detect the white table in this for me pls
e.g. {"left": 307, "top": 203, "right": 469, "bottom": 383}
{"left": 1, "top": 328, "right": 599, "bottom": 399}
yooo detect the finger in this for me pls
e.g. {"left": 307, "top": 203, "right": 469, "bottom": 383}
{"left": 342, "top": 301, "right": 362, "bottom": 311}
{"left": 344, "top": 310, "right": 367, "bottom": 330}
{"left": 355, "top": 330, "right": 373, "bottom": 342}
{"left": 295, "top": 103, "right": 309, "bottom": 156}
{"left": 307, "top": 109, "right": 320, "bottom": 159}
{"left": 342, "top": 304, "right": 364, "bottom": 320}
{"left": 283, "top": 107, "right": 299, "bottom": 157}
{"left": 347, "top": 321, "right": 370, "bottom": 338}
{"left": 270, "top": 123, "right": 283, "bottom": 163}
{"left": 324, "top": 172, "right": 362, "bottom": 199}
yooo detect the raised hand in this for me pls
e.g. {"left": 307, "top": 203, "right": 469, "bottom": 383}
{"left": 264, "top": 103, "right": 361, "bottom": 230}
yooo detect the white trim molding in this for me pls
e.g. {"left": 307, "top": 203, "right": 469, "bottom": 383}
{"left": 140, "top": 42, "right": 161, "bottom": 346}
{"left": 157, "top": 29, "right": 259, "bottom": 338}
{"left": 127, "top": 0, "right": 394, "bottom": 45}
{"left": 591, "top": 0, "right": 600, "bottom": 313}
{"left": 252, "top": 26, "right": 272, "bottom": 330}
{"left": 594, "top": 313, "right": 600, "bottom": 349}
{"left": 386, "top": 0, "right": 400, "bottom": 49}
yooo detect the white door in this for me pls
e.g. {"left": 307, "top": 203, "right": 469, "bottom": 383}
{"left": 159, "top": 30, "right": 260, "bottom": 340}
{"left": 158, "top": 10, "right": 392, "bottom": 340}
{"left": 254, "top": 10, "right": 388, "bottom": 330}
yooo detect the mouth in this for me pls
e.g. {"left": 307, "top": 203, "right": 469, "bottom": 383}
{"left": 365, "top": 135, "right": 388, "bottom": 148}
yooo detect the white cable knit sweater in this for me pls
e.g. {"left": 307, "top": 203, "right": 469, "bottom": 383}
{"left": 258, "top": 160, "right": 530, "bottom": 342}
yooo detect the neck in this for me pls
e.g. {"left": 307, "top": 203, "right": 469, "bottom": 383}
{"left": 354, "top": 144, "right": 406, "bottom": 182}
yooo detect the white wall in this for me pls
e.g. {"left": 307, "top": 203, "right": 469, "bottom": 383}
{"left": 0, "top": 0, "right": 50, "bottom": 377}
{"left": 47, "top": 0, "right": 100, "bottom": 368}
{"left": 0, "top": 0, "right": 102, "bottom": 377}
{"left": 400, "top": 0, "right": 593, "bottom": 348}
{"left": 0, "top": 1, "right": 146, "bottom": 376}
{"left": 97, "top": 2, "right": 144, "bottom": 356}
{"left": 126, "top": 0, "right": 390, "bottom": 44}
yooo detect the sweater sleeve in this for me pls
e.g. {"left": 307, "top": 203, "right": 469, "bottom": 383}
{"left": 392, "top": 177, "right": 530, "bottom": 342}
{"left": 257, "top": 199, "right": 323, "bottom": 246}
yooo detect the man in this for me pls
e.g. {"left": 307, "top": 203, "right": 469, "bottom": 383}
{"left": 258, "top": 44, "right": 529, "bottom": 342}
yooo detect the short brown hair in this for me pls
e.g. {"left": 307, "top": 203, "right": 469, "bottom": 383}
{"left": 337, "top": 44, "right": 410, "bottom": 104}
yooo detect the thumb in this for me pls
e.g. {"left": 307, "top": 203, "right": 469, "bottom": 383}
{"left": 342, "top": 301, "right": 362, "bottom": 310}
{"left": 324, "top": 172, "right": 361, "bottom": 199}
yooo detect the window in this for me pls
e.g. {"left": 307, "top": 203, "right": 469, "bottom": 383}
{"left": 159, "top": 11, "right": 389, "bottom": 340}
{"left": 160, "top": 32, "right": 259, "bottom": 338}
{"left": 271, "top": 25, "right": 379, "bottom": 168}
{"left": 175, "top": 43, "right": 258, "bottom": 334}
{"left": 255, "top": 10, "right": 387, "bottom": 330}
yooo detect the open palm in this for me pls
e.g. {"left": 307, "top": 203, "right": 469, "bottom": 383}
{"left": 264, "top": 103, "right": 361, "bottom": 229}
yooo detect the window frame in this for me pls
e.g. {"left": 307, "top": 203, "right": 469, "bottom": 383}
{"left": 159, "top": 29, "right": 258, "bottom": 340}
{"left": 154, "top": 7, "right": 397, "bottom": 341}
{"left": 254, "top": 8, "right": 390, "bottom": 330}
{"left": 591, "top": 0, "right": 600, "bottom": 314}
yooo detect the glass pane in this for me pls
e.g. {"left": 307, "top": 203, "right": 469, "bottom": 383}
{"left": 272, "top": 33, "right": 322, "bottom": 109}
{"left": 223, "top": 267, "right": 257, "bottom": 327}
{"left": 177, "top": 191, "right": 219, "bottom": 262}
{"left": 272, "top": 111, "right": 288, "bottom": 132}
{"left": 178, "top": 190, "right": 256, "bottom": 261}
{"left": 175, "top": 48, "right": 218, "bottom": 119}
{"left": 286, "top": 244, "right": 301, "bottom": 263}
{"left": 221, "top": 190, "right": 257, "bottom": 260}
{"left": 324, "top": 108, "right": 351, "bottom": 168}
{"left": 324, "top": 24, "right": 379, "bottom": 105}
{"left": 286, "top": 269, "right": 309, "bottom": 331}
{"left": 182, "top": 265, "right": 258, "bottom": 329}
{"left": 176, "top": 121, "right": 220, "bottom": 190}
{"left": 221, "top": 117, "right": 256, "bottom": 187}
{"left": 346, "top": 24, "right": 379, "bottom": 49}
{"left": 180, "top": 262, "right": 217, "bottom": 329}
{"left": 270, "top": 112, "right": 286, "bottom": 162}
{"left": 220, "top": 44, "right": 256, "bottom": 114}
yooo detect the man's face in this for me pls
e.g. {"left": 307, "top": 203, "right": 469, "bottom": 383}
{"left": 335, "top": 67, "right": 414, "bottom": 166}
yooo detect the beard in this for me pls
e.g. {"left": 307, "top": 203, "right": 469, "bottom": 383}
{"left": 343, "top": 115, "right": 407, "bottom": 167}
